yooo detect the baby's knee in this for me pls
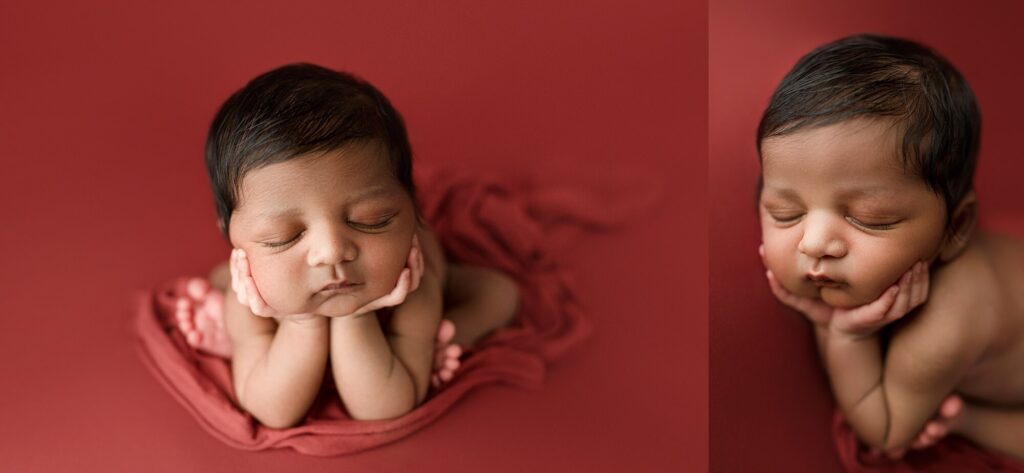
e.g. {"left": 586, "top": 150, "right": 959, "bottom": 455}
{"left": 483, "top": 270, "right": 520, "bottom": 325}
{"left": 208, "top": 261, "right": 231, "bottom": 290}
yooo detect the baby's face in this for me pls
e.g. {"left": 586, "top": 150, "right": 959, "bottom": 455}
{"left": 228, "top": 143, "right": 416, "bottom": 316}
{"left": 759, "top": 118, "right": 947, "bottom": 308}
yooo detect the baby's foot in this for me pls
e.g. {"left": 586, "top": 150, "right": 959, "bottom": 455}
{"left": 175, "top": 277, "right": 233, "bottom": 358}
{"left": 910, "top": 395, "right": 963, "bottom": 450}
{"left": 431, "top": 319, "right": 462, "bottom": 388}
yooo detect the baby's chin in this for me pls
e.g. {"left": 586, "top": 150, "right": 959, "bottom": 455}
{"left": 818, "top": 286, "right": 884, "bottom": 310}
{"left": 780, "top": 278, "right": 879, "bottom": 310}
{"left": 313, "top": 293, "right": 370, "bottom": 317}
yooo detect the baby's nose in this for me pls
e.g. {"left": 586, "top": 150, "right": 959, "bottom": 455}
{"left": 307, "top": 229, "right": 358, "bottom": 266}
{"left": 797, "top": 214, "right": 847, "bottom": 259}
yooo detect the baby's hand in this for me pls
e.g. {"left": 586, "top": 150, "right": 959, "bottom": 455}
{"left": 761, "top": 245, "right": 929, "bottom": 337}
{"left": 343, "top": 234, "right": 425, "bottom": 317}
{"left": 230, "top": 248, "right": 285, "bottom": 318}
{"left": 829, "top": 262, "right": 929, "bottom": 338}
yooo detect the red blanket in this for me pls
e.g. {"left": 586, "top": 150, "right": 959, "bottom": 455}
{"left": 133, "top": 167, "right": 627, "bottom": 455}
{"left": 832, "top": 410, "right": 1024, "bottom": 472}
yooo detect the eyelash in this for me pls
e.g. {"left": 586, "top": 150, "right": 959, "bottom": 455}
{"left": 263, "top": 232, "right": 303, "bottom": 248}
{"left": 847, "top": 217, "right": 899, "bottom": 231}
{"left": 769, "top": 213, "right": 899, "bottom": 231}
{"left": 260, "top": 216, "right": 396, "bottom": 248}
{"left": 349, "top": 216, "right": 395, "bottom": 231}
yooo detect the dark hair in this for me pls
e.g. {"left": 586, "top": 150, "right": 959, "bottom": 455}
{"left": 757, "top": 34, "right": 981, "bottom": 223}
{"left": 205, "top": 63, "right": 416, "bottom": 238}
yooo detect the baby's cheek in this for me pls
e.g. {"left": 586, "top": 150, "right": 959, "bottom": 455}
{"left": 251, "top": 259, "right": 309, "bottom": 313}
{"left": 762, "top": 238, "right": 814, "bottom": 298}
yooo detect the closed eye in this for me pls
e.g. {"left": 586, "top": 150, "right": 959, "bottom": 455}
{"left": 348, "top": 214, "right": 396, "bottom": 232}
{"left": 770, "top": 213, "right": 803, "bottom": 225}
{"left": 847, "top": 216, "right": 901, "bottom": 231}
{"left": 262, "top": 232, "right": 303, "bottom": 248}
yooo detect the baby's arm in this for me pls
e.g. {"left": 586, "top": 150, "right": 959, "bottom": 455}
{"left": 856, "top": 292, "right": 986, "bottom": 450}
{"left": 774, "top": 263, "right": 986, "bottom": 450}
{"left": 224, "top": 252, "right": 329, "bottom": 429}
{"left": 328, "top": 237, "right": 439, "bottom": 419}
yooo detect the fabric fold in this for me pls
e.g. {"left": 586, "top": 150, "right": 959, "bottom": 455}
{"left": 832, "top": 410, "right": 1024, "bottom": 472}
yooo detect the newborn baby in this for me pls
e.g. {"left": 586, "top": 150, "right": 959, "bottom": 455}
{"left": 173, "top": 64, "right": 519, "bottom": 427}
{"left": 757, "top": 34, "right": 1024, "bottom": 461}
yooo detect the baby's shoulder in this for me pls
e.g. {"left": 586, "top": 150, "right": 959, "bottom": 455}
{"left": 894, "top": 237, "right": 1001, "bottom": 349}
{"left": 927, "top": 236, "right": 1002, "bottom": 315}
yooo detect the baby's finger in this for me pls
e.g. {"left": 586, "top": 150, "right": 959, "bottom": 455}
{"left": 851, "top": 284, "right": 899, "bottom": 325}
{"left": 394, "top": 268, "right": 412, "bottom": 300}
{"left": 243, "top": 273, "right": 269, "bottom": 317}
{"left": 906, "top": 263, "right": 921, "bottom": 307}
{"left": 361, "top": 269, "right": 413, "bottom": 313}
{"left": 913, "top": 262, "right": 930, "bottom": 307}
{"left": 885, "top": 271, "right": 915, "bottom": 320}
{"left": 920, "top": 267, "right": 931, "bottom": 308}
{"left": 409, "top": 245, "right": 422, "bottom": 293}
{"left": 229, "top": 250, "right": 242, "bottom": 301}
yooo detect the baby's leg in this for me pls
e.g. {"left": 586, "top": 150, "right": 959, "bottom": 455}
{"left": 955, "top": 401, "right": 1024, "bottom": 461}
{"left": 443, "top": 264, "right": 519, "bottom": 347}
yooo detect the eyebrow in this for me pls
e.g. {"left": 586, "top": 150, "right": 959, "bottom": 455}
{"left": 762, "top": 186, "right": 898, "bottom": 200}
{"left": 835, "top": 187, "right": 899, "bottom": 199}
{"left": 253, "top": 186, "right": 398, "bottom": 220}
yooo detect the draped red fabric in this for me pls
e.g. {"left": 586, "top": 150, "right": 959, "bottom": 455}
{"left": 132, "top": 167, "right": 647, "bottom": 455}
{"left": 832, "top": 410, "right": 1024, "bottom": 472}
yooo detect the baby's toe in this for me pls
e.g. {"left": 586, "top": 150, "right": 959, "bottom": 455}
{"left": 194, "top": 308, "right": 215, "bottom": 333}
{"left": 185, "top": 331, "right": 201, "bottom": 346}
{"left": 202, "top": 290, "right": 225, "bottom": 321}
{"left": 186, "top": 278, "right": 211, "bottom": 300}
{"left": 439, "top": 370, "right": 454, "bottom": 382}
{"left": 925, "top": 422, "right": 947, "bottom": 437}
{"left": 940, "top": 396, "right": 963, "bottom": 417}
{"left": 436, "top": 319, "right": 455, "bottom": 344}
{"left": 445, "top": 344, "right": 463, "bottom": 359}
{"left": 175, "top": 298, "right": 194, "bottom": 329}
{"left": 444, "top": 357, "right": 460, "bottom": 371}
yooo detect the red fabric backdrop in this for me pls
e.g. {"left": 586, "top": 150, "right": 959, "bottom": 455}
{"left": 0, "top": 0, "right": 704, "bottom": 471}
{"left": 711, "top": 1, "right": 1024, "bottom": 472}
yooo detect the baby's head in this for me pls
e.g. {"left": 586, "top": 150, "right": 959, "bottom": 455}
{"left": 757, "top": 34, "right": 981, "bottom": 308}
{"left": 205, "top": 63, "right": 418, "bottom": 316}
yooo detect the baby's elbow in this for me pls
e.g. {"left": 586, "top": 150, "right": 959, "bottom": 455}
{"left": 251, "top": 408, "right": 305, "bottom": 430}
{"left": 347, "top": 399, "right": 415, "bottom": 421}
{"left": 852, "top": 422, "right": 912, "bottom": 453}
{"left": 238, "top": 395, "right": 307, "bottom": 429}
{"left": 487, "top": 271, "right": 520, "bottom": 326}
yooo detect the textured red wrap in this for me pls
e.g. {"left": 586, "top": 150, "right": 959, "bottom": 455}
{"left": 832, "top": 410, "right": 1024, "bottom": 472}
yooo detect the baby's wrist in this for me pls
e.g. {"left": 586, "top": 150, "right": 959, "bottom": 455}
{"left": 827, "top": 323, "right": 878, "bottom": 342}
{"left": 278, "top": 313, "right": 328, "bottom": 328}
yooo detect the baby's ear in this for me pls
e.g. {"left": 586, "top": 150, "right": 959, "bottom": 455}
{"left": 939, "top": 191, "right": 977, "bottom": 262}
